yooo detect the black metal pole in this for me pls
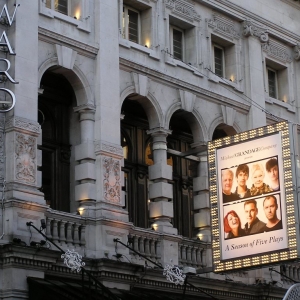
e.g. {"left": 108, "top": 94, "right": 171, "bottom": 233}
{"left": 269, "top": 267, "right": 299, "bottom": 284}
{"left": 26, "top": 221, "right": 64, "bottom": 252}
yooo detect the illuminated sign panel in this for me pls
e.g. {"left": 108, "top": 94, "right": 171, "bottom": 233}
{"left": 208, "top": 122, "right": 298, "bottom": 272}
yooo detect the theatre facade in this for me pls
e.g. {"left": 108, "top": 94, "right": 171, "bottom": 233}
{"left": 1, "top": 0, "right": 300, "bottom": 299}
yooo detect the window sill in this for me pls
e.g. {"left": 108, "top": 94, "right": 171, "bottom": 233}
{"left": 208, "top": 72, "right": 243, "bottom": 92}
{"left": 119, "top": 38, "right": 160, "bottom": 60}
{"left": 165, "top": 56, "right": 203, "bottom": 77}
{"left": 39, "top": 5, "right": 91, "bottom": 33}
{"left": 265, "top": 96, "right": 296, "bottom": 113}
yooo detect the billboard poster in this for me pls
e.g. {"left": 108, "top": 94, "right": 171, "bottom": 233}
{"left": 208, "top": 122, "right": 298, "bottom": 272}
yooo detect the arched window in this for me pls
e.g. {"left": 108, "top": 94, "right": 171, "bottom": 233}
{"left": 168, "top": 110, "right": 194, "bottom": 238}
{"left": 38, "top": 70, "right": 75, "bottom": 212}
{"left": 121, "top": 98, "right": 150, "bottom": 228}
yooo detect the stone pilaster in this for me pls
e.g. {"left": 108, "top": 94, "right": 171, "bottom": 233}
{"left": 147, "top": 128, "right": 177, "bottom": 234}
{"left": 193, "top": 154, "right": 211, "bottom": 243}
{"left": 243, "top": 20, "right": 267, "bottom": 128}
{"left": 74, "top": 105, "right": 96, "bottom": 212}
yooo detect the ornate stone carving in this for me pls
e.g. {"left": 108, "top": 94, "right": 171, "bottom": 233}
{"left": 262, "top": 39, "right": 292, "bottom": 62}
{"left": 94, "top": 140, "right": 123, "bottom": 158}
{"left": 103, "top": 157, "right": 121, "bottom": 203}
{"left": 208, "top": 14, "right": 240, "bottom": 40}
{"left": 294, "top": 44, "right": 300, "bottom": 61}
{"left": 243, "top": 20, "right": 269, "bottom": 43}
{"left": 0, "top": 132, "right": 4, "bottom": 181}
{"left": 165, "top": 0, "right": 200, "bottom": 22}
{"left": 6, "top": 116, "right": 40, "bottom": 135}
{"left": 15, "top": 133, "right": 36, "bottom": 183}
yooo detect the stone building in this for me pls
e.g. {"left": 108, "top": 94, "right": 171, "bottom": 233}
{"left": 0, "top": 0, "right": 300, "bottom": 299}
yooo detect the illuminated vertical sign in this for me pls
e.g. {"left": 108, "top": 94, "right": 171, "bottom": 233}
{"left": 0, "top": 3, "right": 20, "bottom": 112}
{"left": 208, "top": 122, "right": 297, "bottom": 272}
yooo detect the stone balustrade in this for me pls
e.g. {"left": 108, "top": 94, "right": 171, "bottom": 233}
{"left": 178, "top": 238, "right": 207, "bottom": 269}
{"left": 129, "top": 228, "right": 161, "bottom": 266}
{"left": 45, "top": 210, "right": 86, "bottom": 254}
{"left": 281, "top": 264, "right": 300, "bottom": 288}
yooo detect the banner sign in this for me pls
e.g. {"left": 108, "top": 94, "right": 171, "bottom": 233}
{"left": 208, "top": 122, "right": 298, "bottom": 272}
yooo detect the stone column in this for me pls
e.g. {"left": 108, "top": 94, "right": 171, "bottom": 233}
{"left": 147, "top": 128, "right": 176, "bottom": 235}
{"left": 193, "top": 154, "right": 210, "bottom": 241}
{"left": 74, "top": 105, "right": 96, "bottom": 214}
{"left": 243, "top": 20, "right": 267, "bottom": 128}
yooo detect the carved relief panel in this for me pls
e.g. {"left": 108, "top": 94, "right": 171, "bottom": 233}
{"left": 15, "top": 133, "right": 36, "bottom": 183}
{"left": 103, "top": 157, "right": 121, "bottom": 203}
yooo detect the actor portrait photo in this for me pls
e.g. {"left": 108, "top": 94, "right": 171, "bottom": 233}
{"left": 222, "top": 169, "right": 237, "bottom": 203}
{"left": 224, "top": 210, "right": 245, "bottom": 239}
{"left": 262, "top": 195, "right": 282, "bottom": 232}
{"left": 266, "top": 158, "right": 280, "bottom": 191}
{"left": 244, "top": 199, "right": 265, "bottom": 235}
{"left": 250, "top": 163, "right": 273, "bottom": 196}
{"left": 234, "top": 164, "right": 251, "bottom": 199}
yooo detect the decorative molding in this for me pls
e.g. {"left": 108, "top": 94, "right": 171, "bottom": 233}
{"left": 94, "top": 141, "right": 123, "bottom": 158}
{"left": 243, "top": 19, "right": 268, "bottom": 43}
{"left": 208, "top": 14, "right": 240, "bottom": 40}
{"left": 38, "top": 27, "right": 98, "bottom": 58}
{"left": 55, "top": 44, "right": 77, "bottom": 70}
{"left": 294, "top": 44, "right": 300, "bottom": 61}
{"left": 103, "top": 157, "right": 121, "bottom": 203}
{"left": 106, "top": 230, "right": 125, "bottom": 237}
{"left": 179, "top": 90, "right": 196, "bottom": 112}
{"left": 262, "top": 39, "right": 292, "bottom": 63}
{"left": 15, "top": 133, "right": 36, "bottom": 184}
{"left": 6, "top": 116, "right": 40, "bottom": 136}
{"left": 131, "top": 72, "right": 151, "bottom": 97}
{"left": 165, "top": 0, "right": 201, "bottom": 22}
{"left": 119, "top": 58, "right": 251, "bottom": 113}
{"left": 221, "top": 105, "right": 236, "bottom": 127}
{"left": 0, "top": 132, "right": 3, "bottom": 181}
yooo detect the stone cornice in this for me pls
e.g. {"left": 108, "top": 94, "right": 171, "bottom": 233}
{"left": 94, "top": 140, "right": 123, "bottom": 158}
{"left": 196, "top": 0, "right": 300, "bottom": 46}
{"left": 5, "top": 116, "right": 41, "bottom": 136}
{"left": 119, "top": 57, "right": 251, "bottom": 114}
{"left": 165, "top": 0, "right": 201, "bottom": 23}
{"left": 38, "top": 27, "right": 99, "bottom": 59}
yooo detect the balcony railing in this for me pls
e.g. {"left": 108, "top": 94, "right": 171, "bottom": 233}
{"left": 45, "top": 209, "right": 86, "bottom": 253}
{"left": 178, "top": 238, "right": 207, "bottom": 268}
{"left": 129, "top": 227, "right": 161, "bottom": 266}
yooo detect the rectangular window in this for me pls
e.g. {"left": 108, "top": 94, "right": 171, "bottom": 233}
{"left": 46, "top": 0, "right": 82, "bottom": 19}
{"left": 170, "top": 26, "right": 184, "bottom": 61}
{"left": 214, "top": 46, "right": 224, "bottom": 77}
{"left": 123, "top": 6, "right": 140, "bottom": 44}
{"left": 173, "top": 28, "right": 183, "bottom": 60}
{"left": 55, "top": 0, "right": 68, "bottom": 15}
{"left": 267, "top": 68, "right": 277, "bottom": 99}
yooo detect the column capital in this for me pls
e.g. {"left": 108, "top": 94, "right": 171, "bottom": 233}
{"left": 146, "top": 127, "right": 172, "bottom": 137}
{"left": 73, "top": 104, "right": 96, "bottom": 114}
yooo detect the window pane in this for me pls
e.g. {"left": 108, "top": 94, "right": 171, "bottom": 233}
{"left": 214, "top": 47, "right": 223, "bottom": 77}
{"left": 45, "top": 0, "right": 51, "bottom": 9}
{"left": 128, "top": 9, "right": 139, "bottom": 43}
{"left": 55, "top": 0, "right": 68, "bottom": 15}
{"left": 173, "top": 29, "right": 182, "bottom": 60}
{"left": 268, "top": 69, "right": 277, "bottom": 98}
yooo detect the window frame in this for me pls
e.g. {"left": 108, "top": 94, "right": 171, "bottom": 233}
{"left": 122, "top": 5, "right": 141, "bottom": 44}
{"left": 267, "top": 67, "right": 278, "bottom": 99}
{"left": 169, "top": 25, "right": 185, "bottom": 61}
{"left": 212, "top": 44, "right": 225, "bottom": 78}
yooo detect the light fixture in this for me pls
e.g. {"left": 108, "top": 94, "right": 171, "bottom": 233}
{"left": 41, "top": 219, "right": 46, "bottom": 229}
